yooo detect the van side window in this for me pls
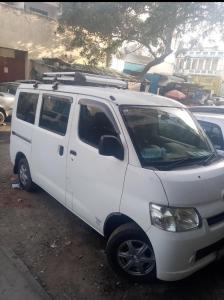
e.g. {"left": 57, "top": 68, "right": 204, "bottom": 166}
{"left": 79, "top": 104, "right": 117, "bottom": 147}
{"left": 16, "top": 92, "right": 38, "bottom": 124}
{"left": 198, "top": 120, "right": 224, "bottom": 150}
{"left": 39, "top": 94, "right": 71, "bottom": 136}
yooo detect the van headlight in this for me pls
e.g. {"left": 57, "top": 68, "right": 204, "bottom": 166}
{"left": 149, "top": 204, "right": 201, "bottom": 232}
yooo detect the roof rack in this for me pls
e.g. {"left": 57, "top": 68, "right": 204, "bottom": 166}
{"left": 42, "top": 72, "right": 128, "bottom": 89}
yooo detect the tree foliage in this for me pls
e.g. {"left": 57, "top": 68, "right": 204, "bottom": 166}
{"left": 59, "top": 2, "right": 224, "bottom": 76}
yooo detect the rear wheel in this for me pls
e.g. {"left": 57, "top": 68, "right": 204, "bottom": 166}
{"left": 0, "top": 110, "right": 6, "bottom": 125}
{"left": 18, "top": 158, "right": 35, "bottom": 192}
{"left": 106, "top": 223, "right": 156, "bottom": 282}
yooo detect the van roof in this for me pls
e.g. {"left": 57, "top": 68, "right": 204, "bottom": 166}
{"left": 18, "top": 83, "right": 184, "bottom": 108}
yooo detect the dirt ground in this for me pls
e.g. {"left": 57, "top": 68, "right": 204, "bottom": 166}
{"left": 1, "top": 124, "right": 224, "bottom": 300}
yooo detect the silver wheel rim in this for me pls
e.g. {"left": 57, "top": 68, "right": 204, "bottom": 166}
{"left": 19, "top": 163, "right": 29, "bottom": 186}
{"left": 0, "top": 112, "right": 5, "bottom": 124}
{"left": 117, "top": 240, "right": 155, "bottom": 276}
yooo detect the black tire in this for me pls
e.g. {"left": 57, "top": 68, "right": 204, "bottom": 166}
{"left": 0, "top": 110, "right": 6, "bottom": 125}
{"left": 18, "top": 158, "right": 35, "bottom": 192}
{"left": 106, "top": 223, "right": 156, "bottom": 283}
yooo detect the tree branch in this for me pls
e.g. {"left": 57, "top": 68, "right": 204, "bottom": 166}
{"left": 137, "top": 48, "right": 172, "bottom": 80}
{"left": 125, "top": 44, "right": 144, "bottom": 55}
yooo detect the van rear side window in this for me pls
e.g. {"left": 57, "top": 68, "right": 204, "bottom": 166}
{"left": 16, "top": 92, "right": 39, "bottom": 124}
{"left": 39, "top": 94, "right": 71, "bottom": 136}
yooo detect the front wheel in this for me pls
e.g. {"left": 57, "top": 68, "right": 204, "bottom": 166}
{"left": 18, "top": 158, "right": 35, "bottom": 192}
{"left": 106, "top": 223, "right": 156, "bottom": 282}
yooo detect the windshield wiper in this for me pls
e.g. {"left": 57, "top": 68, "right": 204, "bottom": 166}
{"left": 202, "top": 152, "right": 217, "bottom": 166}
{"left": 161, "top": 154, "right": 213, "bottom": 170}
{"left": 161, "top": 157, "right": 200, "bottom": 170}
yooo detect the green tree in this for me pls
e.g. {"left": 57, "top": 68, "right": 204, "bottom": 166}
{"left": 59, "top": 2, "right": 224, "bottom": 77}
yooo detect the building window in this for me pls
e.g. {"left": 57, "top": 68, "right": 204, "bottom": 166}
{"left": 205, "top": 58, "right": 212, "bottom": 71}
{"left": 16, "top": 92, "right": 39, "bottom": 124}
{"left": 198, "top": 59, "right": 204, "bottom": 70}
{"left": 191, "top": 59, "right": 198, "bottom": 70}
{"left": 78, "top": 103, "right": 118, "bottom": 148}
{"left": 175, "top": 59, "right": 180, "bottom": 70}
{"left": 186, "top": 58, "right": 191, "bottom": 69}
{"left": 211, "top": 58, "right": 219, "bottom": 71}
{"left": 39, "top": 94, "right": 71, "bottom": 136}
{"left": 179, "top": 59, "right": 184, "bottom": 69}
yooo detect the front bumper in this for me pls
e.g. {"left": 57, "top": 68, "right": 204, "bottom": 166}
{"left": 147, "top": 218, "right": 224, "bottom": 281}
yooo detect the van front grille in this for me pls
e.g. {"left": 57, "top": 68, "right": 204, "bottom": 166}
{"left": 207, "top": 212, "right": 224, "bottom": 226}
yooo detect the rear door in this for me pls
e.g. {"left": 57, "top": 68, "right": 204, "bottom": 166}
{"left": 31, "top": 92, "right": 75, "bottom": 205}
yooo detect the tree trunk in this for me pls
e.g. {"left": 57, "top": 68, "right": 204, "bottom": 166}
{"left": 106, "top": 52, "right": 112, "bottom": 68}
{"left": 137, "top": 50, "right": 172, "bottom": 81}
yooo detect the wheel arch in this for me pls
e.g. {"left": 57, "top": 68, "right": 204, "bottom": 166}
{"left": 103, "top": 212, "right": 149, "bottom": 240}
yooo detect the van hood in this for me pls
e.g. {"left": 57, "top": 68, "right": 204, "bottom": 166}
{"left": 154, "top": 159, "right": 224, "bottom": 209}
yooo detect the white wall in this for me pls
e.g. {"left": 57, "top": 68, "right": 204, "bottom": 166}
{"left": 0, "top": 3, "right": 59, "bottom": 59}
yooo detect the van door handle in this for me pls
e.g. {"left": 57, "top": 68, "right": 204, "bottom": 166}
{"left": 58, "top": 145, "right": 64, "bottom": 156}
{"left": 70, "top": 150, "right": 77, "bottom": 156}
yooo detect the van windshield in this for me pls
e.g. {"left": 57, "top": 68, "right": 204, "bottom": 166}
{"left": 120, "top": 105, "right": 215, "bottom": 170}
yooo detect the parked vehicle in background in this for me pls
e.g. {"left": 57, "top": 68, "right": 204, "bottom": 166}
{"left": 0, "top": 92, "right": 15, "bottom": 124}
{"left": 192, "top": 111, "right": 224, "bottom": 156}
{"left": 189, "top": 106, "right": 224, "bottom": 115}
{"left": 0, "top": 82, "right": 20, "bottom": 96}
{"left": 9, "top": 72, "right": 224, "bottom": 282}
{"left": 0, "top": 80, "right": 37, "bottom": 124}
{"left": 0, "top": 80, "right": 37, "bottom": 96}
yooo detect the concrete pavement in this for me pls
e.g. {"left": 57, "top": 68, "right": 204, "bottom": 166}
{"left": 0, "top": 246, "right": 50, "bottom": 300}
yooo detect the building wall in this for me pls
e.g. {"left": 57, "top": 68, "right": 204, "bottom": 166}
{"left": 0, "top": 3, "right": 59, "bottom": 60}
{"left": 24, "top": 2, "right": 59, "bottom": 19}
{"left": 0, "top": 47, "right": 27, "bottom": 81}
{"left": 0, "top": 2, "right": 59, "bottom": 19}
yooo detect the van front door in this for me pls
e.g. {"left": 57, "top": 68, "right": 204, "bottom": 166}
{"left": 31, "top": 93, "right": 74, "bottom": 205}
{"left": 66, "top": 98, "right": 128, "bottom": 233}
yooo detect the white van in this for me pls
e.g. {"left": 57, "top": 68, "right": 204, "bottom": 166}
{"left": 10, "top": 73, "right": 224, "bottom": 282}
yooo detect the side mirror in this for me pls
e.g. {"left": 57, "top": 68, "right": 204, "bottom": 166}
{"left": 99, "top": 135, "right": 124, "bottom": 160}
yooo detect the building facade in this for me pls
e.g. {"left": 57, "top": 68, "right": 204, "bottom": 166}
{"left": 0, "top": 2, "right": 61, "bottom": 82}
{"left": 175, "top": 48, "right": 224, "bottom": 77}
{"left": 1, "top": 2, "right": 60, "bottom": 19}
{"left": 175, "top": 48, "right": 224, "bottom": 96}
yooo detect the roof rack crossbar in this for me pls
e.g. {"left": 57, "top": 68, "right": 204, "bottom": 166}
{"left": 42, "top": 71, "right": 128, "bottom": 89}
